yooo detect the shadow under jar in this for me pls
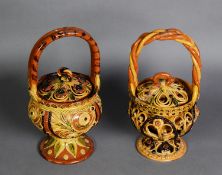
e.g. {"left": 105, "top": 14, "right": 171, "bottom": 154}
{"left": 28, "top": 27, "right": 102, "bottom": 164}
{"left": 128, "top": 28, "right": 201, "bottom": 162}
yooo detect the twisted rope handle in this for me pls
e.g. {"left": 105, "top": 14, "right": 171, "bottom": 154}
{"left": 129, "top": 28, "right": 201, "bottom": 104}
{"left": 28, "top": 27, "right": 100, "bottom": 100}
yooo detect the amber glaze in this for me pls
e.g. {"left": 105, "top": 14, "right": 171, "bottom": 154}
{"left": 28, "top": 27, "right": 102, "bottom": 164}
{"left": 128, "top": 28, "right": 201, "bottom": 162}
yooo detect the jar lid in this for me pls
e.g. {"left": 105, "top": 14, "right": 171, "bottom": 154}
{"left": 136, "top": 73, "right": 191, "bottom": 107}
{"left": 37, "top": 67, "right": 93, "bottom": 103}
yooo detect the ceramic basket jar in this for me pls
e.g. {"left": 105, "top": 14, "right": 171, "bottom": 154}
{"left": 28, "top": 27, "right": 102, "bottom": 164}
{"left": 128, "top": 28, "right": 201, "bottom": 162}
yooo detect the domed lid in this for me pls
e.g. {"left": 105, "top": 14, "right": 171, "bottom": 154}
{"left": 37, "top": 67, "right": 94, "bottom": 103}
{"left": 136, "top": 73, "right": 191, "bottom": 107}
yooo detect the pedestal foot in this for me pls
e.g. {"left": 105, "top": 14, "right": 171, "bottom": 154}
{"left": 136, "top": 136, "right": 187, "bottom": 162}
{"left": 39, "top": 135, "right": 94, "bottom": 164}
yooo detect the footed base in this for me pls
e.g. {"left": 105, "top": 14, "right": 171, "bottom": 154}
{"left": 40, "top": 135, "right": 94, "bottom": 164}
{"left": 136, "top": 136, "right": 187, "bottom": 162}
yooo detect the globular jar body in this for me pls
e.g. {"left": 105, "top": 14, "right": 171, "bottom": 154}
{"left": 28, "top": 27, "right": 102, "bottom": 164}
{"left": 128, "top": 29, "right": 201, "bottom": 161}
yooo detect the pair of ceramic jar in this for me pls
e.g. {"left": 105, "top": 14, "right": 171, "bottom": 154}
{"left": 28, "top": 27, "right": 201, "bottom": 164}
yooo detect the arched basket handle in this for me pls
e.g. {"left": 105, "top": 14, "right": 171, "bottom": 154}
{"left": 28, "top": 27, "right": 100, "bottom": 100}
{"left": 129, "top": 28, "right": 201, "bottom": 104}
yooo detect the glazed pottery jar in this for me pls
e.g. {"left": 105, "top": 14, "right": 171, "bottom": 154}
{"left": 28, "top": 27, "right": 102, "bottom": 164}
{"left": 128, "top": 28, "right": 201, "bottom": 161}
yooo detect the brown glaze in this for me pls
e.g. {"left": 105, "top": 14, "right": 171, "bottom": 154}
{"left": 28, "top": 27, "right": 102, "bottom": 164}
{"left": 40, "top": 135, "right": 94, "bottom": 165}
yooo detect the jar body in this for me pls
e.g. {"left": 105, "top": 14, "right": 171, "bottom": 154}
{"left": 129, "top": 99, "right": 199, "bottom": 138}
{"left": 28, "top": 93, "right": 102, "bottom": 164}
{"left": 128, "top": 80, "right": 200, "bottom": 161}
